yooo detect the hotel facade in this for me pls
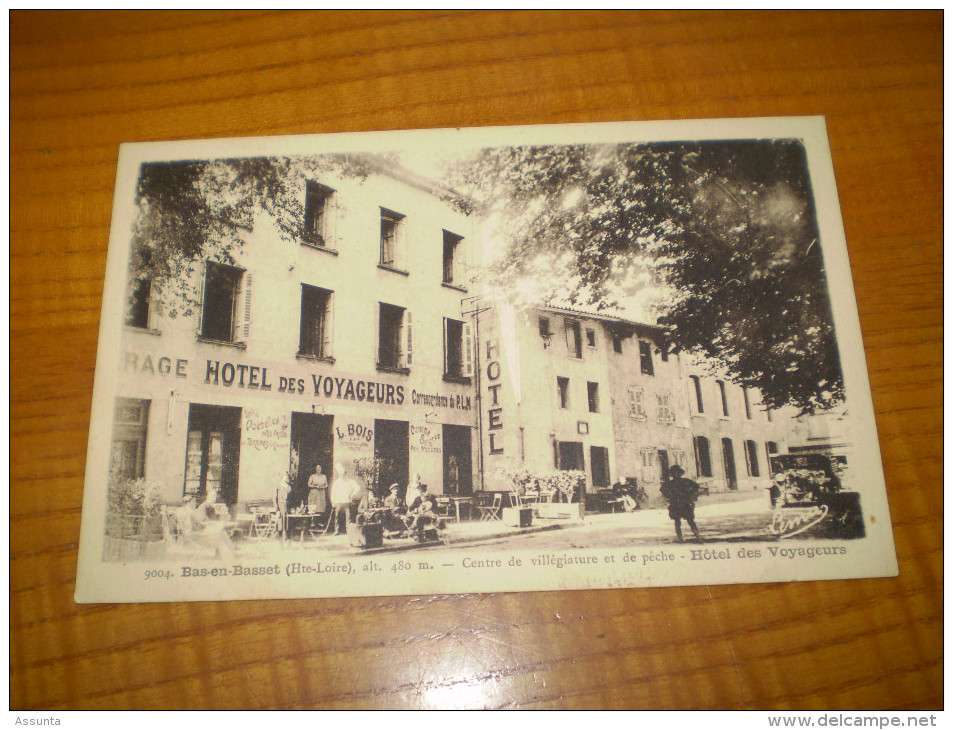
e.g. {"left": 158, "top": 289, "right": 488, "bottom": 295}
{"left": 111, "top": 164, "right": 480, "bottom": 509}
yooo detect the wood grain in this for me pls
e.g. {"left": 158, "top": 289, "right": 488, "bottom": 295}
{"left": 10, "top": 10, "right": 942, "bottom": 710}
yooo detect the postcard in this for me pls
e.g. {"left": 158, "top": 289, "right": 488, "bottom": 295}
{"left": 74, "top": 117, "right": 898, "bottom": 603}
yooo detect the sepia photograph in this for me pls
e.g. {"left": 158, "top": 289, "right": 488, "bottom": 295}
{"left": 75, "top": 117, "right": 897, "bottom": 603}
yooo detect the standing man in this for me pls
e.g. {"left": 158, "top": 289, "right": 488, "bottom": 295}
{"left": 660, "top": 464, "right": 703, "bottom": 543}
{"left": 330, "top": 463, "right": 364, "bottom": 535}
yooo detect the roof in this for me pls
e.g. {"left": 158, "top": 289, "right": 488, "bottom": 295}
{"left": 537, "top": 303, "right": 666, "bottom": 335}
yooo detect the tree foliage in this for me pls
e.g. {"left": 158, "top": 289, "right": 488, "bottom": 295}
{"left": 128, "top": 153, "right": 390, "bottom": 316}
{"left": 447, "top": 140, "right": 843, "bottom": 414}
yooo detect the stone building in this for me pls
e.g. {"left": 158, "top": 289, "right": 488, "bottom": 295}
{"left": 472, "top": 302, "right": 798, "bottom": 497}
{"left": 110, "top": 162, "right": 480, "bottom": 509}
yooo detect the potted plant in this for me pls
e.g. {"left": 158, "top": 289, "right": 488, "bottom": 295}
{"left": 103, "top": 477, "right": 166, "bottom": 560}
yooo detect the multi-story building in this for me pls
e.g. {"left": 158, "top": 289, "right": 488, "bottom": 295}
{"left": 473, "top": 302, "right": 797, "bottom": 497}
{"left": 110, "top": 163, "right": 480, "bottom": 509}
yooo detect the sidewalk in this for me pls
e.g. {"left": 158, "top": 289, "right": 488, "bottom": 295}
{"left": 229, "top": 491, "right": 771, "bottom": 559}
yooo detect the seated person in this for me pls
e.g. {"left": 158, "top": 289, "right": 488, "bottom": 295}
{"left": 381, "top": 484, "right": 409, "bottom": 537}
{"left": 178, "top": 493, "right": 236, "bottom": 560}
{"left": 404, "top": 484, "right": 438, "bottom": 537}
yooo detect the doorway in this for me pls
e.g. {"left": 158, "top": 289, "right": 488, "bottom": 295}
{"left": 657, "top": 449, "right": 670, "bottom": 485}
{"left": 290, "top": 412, "right": 334, "bottom": 509}
{"left": 442, "top": 424, "right": 473, "bottom": 495}
{"left": 375, "top": 419, "right": 409, "bottom": 501}
{"left": 184, "top": 403, "right": 242, "bottom": 505}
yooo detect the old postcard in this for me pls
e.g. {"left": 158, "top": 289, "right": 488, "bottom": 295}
{"left": 75, "top": 117, "right": 898, "bottom": 603}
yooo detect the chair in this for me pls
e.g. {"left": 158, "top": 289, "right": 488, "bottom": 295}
{"left": 479, "top": 493, "right": 503, "bottom": 521}
{"left": 509, "top": 491, "right": 522, "bottom": 508}
{"left": 249, "top": 511, "right": 279, "bottom": 540}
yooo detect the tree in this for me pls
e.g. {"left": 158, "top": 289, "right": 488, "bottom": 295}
{"left": 127, "top": 153, "right": 391, "bottom": 317}
{"left": 446, "top": 140, "right": 843, "bottom": 414}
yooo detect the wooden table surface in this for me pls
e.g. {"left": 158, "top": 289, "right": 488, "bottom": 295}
{"left": 10, "top": 11, "right": 942, "bottom": 710}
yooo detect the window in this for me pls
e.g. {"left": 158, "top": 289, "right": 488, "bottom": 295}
{"left": 443, "top": 317, "right": 472, "bottom": 381}
{"left": 660, "top": 344, "right": 669, "bottom": 362}
{"left": 565, "top": 320, "right": 582, "bottom": 359}
{"left": 587, "top": 382, "right": 600, "bottom": 413}
{"left": 612, "top": 335, "right": 623, "bottom": 354}
{"left": 199, "top": 262, "right": 248, "bottom": 343}
{"left": 742, "top": 386, "right": 752, "bottom": 419}
{"left": 585, "top": 328, "right": 596, "bottom": 348}
{"left": 717, "top": 380, "right": 729, "bottom": 417}
{"left": 690, "top": 375, "right": 704, "bottom": 413}
{"left": 656, "top": 392, "right": 674, "bottom": 424}
{"left": 693, "top": 436, "right": 713, "bottom": 478}
{"left": 557, "top": 377, "right": 570, "bottom": 409}
{"left": 443, "top": 230, "right": 464, "bottom": 285}
{"left": 640, "top": 448, "right": 656, "bottom": 483}
{"left": 745, "top": 440, "right": 761, "bottom": 477}
{"left": 378, "top": 303, "right": 412, "bottom": 371}
{"left": 639, "top": 340, "right": 654, "bottom": 375}
{"left": 126, "top": 277, "right": 152, "bottom": 329}
{"left": 590, "top": 446, "right": 610, "bottom": 488}
{"left": 380, "top": 208, "right": 405, "bottom": 268}
{"left": 765, "top": 441, "right": 779, "bottom": 469}
{"left": 539, "top": 317, "right": 552, "bottom": 337}
{"left": 303, "top": 181, "right": 334, "bottom": 247}
{"left": 298, "top": 285, "right": 333, "bottom": 359}
{"left": 765, "top": 407, "right": 774, "bottom": 423}
{"left": 109, "top": 398, "right": 150, "bottom": 482}
{"left": 627, "top": 386, "right": 646, "bottom": 420}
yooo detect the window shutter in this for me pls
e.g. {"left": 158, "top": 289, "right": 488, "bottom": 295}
{"left": 323, "top": 292, "right": 334, "bottom": 358}
{"left": 463, "top": 321, "right": 474, "bottom": 377}
{"left": 241, "top": 272, "right": 253, "bottom": 341}
{"left": 401, "top": 310, "right": 413, "bottom": 368}
{"left": 194, "top": 263, "right": 206, "bottom": 336}
{"left": 329, "top": 194, "right": 339, "bottom": 249}
{"left": 442, "top": 317, "right": 449, "bottom": 375}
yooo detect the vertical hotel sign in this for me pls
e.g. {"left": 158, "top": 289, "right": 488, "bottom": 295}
{"left": 481, "top": 305, "right": 523, "bottom": 473}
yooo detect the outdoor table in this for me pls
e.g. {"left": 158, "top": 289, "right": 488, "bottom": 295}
{"left": 448, "top": 496, "right": 473, "bottom": 521}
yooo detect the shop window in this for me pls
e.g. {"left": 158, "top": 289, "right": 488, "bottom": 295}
{"left": 639, "top": 340, "right": 654, "bottom": 375}
{"left": 693, "top": 436, "right": 713, "bottom": 478}
{"left": 587, "top": 381, "right": 600, "bottom": 413}
{"left": 585, "top": 328, "right": 596, "bottom": 348}
{"left": 717, "top": 380, "right": 730, "bottom": 417}
{"left": 303, "top": 181, "right": 335, "bottom": 248}
{"left": 299, "top": 285, "right": 334, "bottom": 359}
{"left": 745, "top": 439, "right": 761, "bottom": 477}
{"left": 109, "top": 398, "right": 150, "bottom": 482}
{"left": 125, "top": 277, "right": 152, "bottom": 329}
{"left": 378, "top": 303, "right": 412, "bottom": 371}
{"left": 627, "top": 386, "right": 646, "bottom": 421}
{"left": 565, "top": 319, "right": 583, "bottom": 359}
{"left": 557, "top": 441, "right": 585, "bottom": 472}
{"left": 557, "top": 376, "right": 570, "bottom": 409}
{"left": 742, "top": 385, "right": 752, "bottom": 419}
{"left": 443, "top": 230, "right": 464, "bottom": 285}
{"left": 380, "top": 208, "right": 405, "bottom": 269}
{"left": 443, "top": 317, "right": 472, "bottom": 381}
{"left": 590, "top": 446, "right": 610, "bottom": 488}
{"left": 198, "top": 261, "right": 249, "bottom": 344}
{"left": 690, "top": 375, "right": 704, "bottom": 413}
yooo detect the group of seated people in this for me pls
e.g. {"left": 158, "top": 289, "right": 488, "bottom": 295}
{"left": 374, "top": 481, "right": 443, "bottom": 541}
{"left": 769, "top": 469, "right": 840, "bottom": 506}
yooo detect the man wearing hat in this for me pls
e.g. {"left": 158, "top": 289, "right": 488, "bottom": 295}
{"left": 660, "top": 464, "right": 703, "bottom": 543}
